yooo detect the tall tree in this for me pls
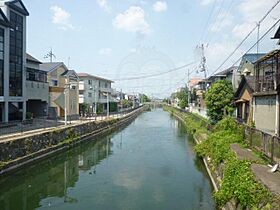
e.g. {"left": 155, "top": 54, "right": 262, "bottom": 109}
{"left": 205, "top": 80, "right": 234, "bottom": 123}
{"left": 176, "top": 87, "right": 189, "bottom": 109}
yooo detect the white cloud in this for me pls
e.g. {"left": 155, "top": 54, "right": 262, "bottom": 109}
{"left": 232, "top": 0, "right": 280, "bottom": 39}
{"left": 99, "top": 48, "right": 113, "bottom": 55}
{"left": 96, "top": 0, "right": 111, "bottom": 13}
{"left": 50, "top": 6, "right": 74, "bottom": 30}
{"left": 153, "top": 1, "right": 168, "bottom": 12}
{"left": 113, "top": 6, "right": 151, "bottom": 35}
{"left": 200, "top": 0, "right": 217, "bottom": 6}
{"left": 210, "top": 11, "right": 233, "bottom": 32}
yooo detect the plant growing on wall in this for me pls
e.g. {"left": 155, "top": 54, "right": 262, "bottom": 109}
{"left": 205, "top": 80, "right": 235, "bottom": 123}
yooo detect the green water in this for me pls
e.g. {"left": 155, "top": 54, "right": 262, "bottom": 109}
{"left": 0, "top": 109, "right": 215, "bottom": 210}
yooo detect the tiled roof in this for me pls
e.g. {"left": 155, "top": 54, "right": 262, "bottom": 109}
{"left": 242, "top": 53, "right": 266, "bottom": 63}
{"left": 39, "top": 62, "right": 66, "bottom": 72}
{"left": 77, "top": 72, "right": 114, "bottom": 83}
{"left": 26, "top": 53, "right": 42, "bottom": 64}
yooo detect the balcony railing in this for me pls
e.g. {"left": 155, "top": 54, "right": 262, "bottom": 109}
{"left": 255, "top": 74, "right": 278, "bottom": 93}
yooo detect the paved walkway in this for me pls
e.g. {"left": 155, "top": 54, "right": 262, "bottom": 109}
{"left": 230, "top": 143, "right": 280, "bottom": 195}
{"left": 0, "top": 113, "right": 127, "bottom": 142}
{"left": 230, "top": 143, "right": 262, "bottom": 162}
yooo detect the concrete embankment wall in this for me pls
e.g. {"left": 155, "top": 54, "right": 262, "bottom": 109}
{"left": 0, "top": 106, "right": 147, "bottom": 175}
{"left": 167, "top": 109, "right": 219, "bottom": 192}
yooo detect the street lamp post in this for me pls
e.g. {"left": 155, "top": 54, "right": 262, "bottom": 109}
{"left": 94, "top": 85, "right": 97, "bottom": 114}
{"left": 64, "top": 87, "right": 68, "bottom": 126}
{"left": 107, "top": 92, "right": 109, "bottom": 117}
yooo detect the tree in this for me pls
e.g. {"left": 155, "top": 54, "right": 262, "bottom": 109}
{"left": 140, "top": 94, "right": 151, "bottom": 103}
{"left": 176, "top": 87, "right": 188, "bottom": 109}
{"left": 121, "top": 99, "right": 133, "bottom": 108}
{"left": 205, "top": 80, "right": 235, "bottom": 123}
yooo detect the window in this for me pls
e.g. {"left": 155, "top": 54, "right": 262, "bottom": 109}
{"left": 105, "top": 83, "right": 108, "bottom": 88}
{"left": 51, "top": 79, "right": 58, "bottom": 86}
{"left": 88, "top": 80, "right": 92, "bottom": 85}
{"left": 0, "top": 28, "right": 4, "bottom": 96}
{"left": 88, "top": 92, "right": 92, "bottom": 97}
{"left": 9, "top": 11, "right": 23, "bottom": 96}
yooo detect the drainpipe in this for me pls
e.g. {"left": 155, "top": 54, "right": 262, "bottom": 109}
{"left": 276, "top": 94, "right": 279, "bottom": 136}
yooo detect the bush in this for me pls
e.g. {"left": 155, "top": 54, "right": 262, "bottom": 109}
{"left": 26, "top": 112, "right": 33, "bottom": 120}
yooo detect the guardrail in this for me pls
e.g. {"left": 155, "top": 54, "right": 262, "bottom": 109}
{"left": 243, "top": 126, "right": 280, "bottom": 163}
{"left": 0, "top": 106, "right": 143, "bottom": 137}
{"left": 167, "top": 105, "right": 280, "bottom": 163}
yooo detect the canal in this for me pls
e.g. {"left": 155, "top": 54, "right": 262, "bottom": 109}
{"left": 0, "top": 109, "right": 215, "bottom": 210}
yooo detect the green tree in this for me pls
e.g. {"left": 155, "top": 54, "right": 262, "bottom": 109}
{"left": 205, "top": 80, "right": 234, "bottom": 123}
{"left": 140, "top": 94, "right": 151, "bottom": 103}
{"left": 176, "top": 87, "right": 189, "bottom": 109}
{"left": 121, "top": 99, "right": 133, "bottom": 108}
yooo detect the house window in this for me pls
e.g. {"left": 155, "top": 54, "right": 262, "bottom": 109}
{"left": 51, "top": 79, "right": 58, "bottom": 86}
{"left": 88, "top": 93, "right": 92, "bottom": 98}
{"left": 105, "top": 83, "right": 108, "bottom": 88}
{"left": 88, "top": 80, "right": 92, "bottom": 85}
{"left": 9, "top": 11, "right": 23, "bottom": 96}
{"left": 0, "top": 28, "right": 4, "bottom": 96}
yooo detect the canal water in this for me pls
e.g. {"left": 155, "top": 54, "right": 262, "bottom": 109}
{"left": 0, "top": 109, "right": 215, "bottom": 210}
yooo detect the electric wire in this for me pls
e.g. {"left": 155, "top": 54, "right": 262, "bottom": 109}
{"left": 210, "top": 0, "right": 280, "bottom": 76}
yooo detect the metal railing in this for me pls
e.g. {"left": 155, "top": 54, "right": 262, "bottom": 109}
{"left": 0, "top": 107, "right": 142, "bottom": 138}
{"left": 169, "top": 105, "right": 280, "bottom": 163}
{"left": 243, "top": 126, "right": 280, "bottom": 163}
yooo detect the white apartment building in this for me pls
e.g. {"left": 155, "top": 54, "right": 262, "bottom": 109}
{"left": 77, "top": 73, "right": 115, "bottom": 114}
{"left": 0, "top": 0, "right": 28, "bottom": 123}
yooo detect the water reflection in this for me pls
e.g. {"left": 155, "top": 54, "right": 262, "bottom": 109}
{"left": 0, "top": 135, "right": 113, "bottom": 210}
{"left": 0, "top": 109, "right": 215, "bottom": 210}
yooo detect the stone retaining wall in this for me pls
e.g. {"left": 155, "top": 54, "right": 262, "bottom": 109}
{"left": 0, "top": 106, "right": 147, "bottom": 175}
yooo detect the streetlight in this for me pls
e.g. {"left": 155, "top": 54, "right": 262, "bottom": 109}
{"left": 102, "top": 92, "right": 109, "bottom": 117}
{"left": 64, "top": 77, "right": 77, "bottom": 126}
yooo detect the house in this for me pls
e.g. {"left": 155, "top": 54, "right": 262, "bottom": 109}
{"left": 234, "top": 53, "right": 266, "bottom": 89}
{"left": 0, "top": 0, "right": 29, "bottom": 122}
{"left": 77, "top": 73, "right": 116, "bottom": 114}
{"left": 253, "top": 49, "right": 280, "bottom": 135}
{"left": 40, "top": 62, "right": 79, "bottom": 119}
{"left": 234, "top": 76, "right": 255, "bottom": 125}
{"left": 207, "top": 66, "right": 238, "bottom": 89}
{"left": 26, "top": 54, "right": 49, "bottom": 117}
{"left": 272, "top": 24, "right": 280, "bottom": 44}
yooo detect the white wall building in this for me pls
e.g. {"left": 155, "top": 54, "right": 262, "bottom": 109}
{"left": 26, "top": 53, "right": 49, "bottom": 117}
{"left": 77, "top": 73, "right": 115, "bottom": 114}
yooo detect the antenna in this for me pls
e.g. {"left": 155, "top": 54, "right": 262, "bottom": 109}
{"left": 44, "top": 48, "right": 56, "bottom": 63}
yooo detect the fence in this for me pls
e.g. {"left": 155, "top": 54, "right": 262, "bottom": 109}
{"left": 170, "top": 106, "right": 280, "bottom": 163}
{"left": 0, "top": 106, "right": 142, "bottom": 138}
{"left": 244, "top": 126, "right": 280, "bottom": 163}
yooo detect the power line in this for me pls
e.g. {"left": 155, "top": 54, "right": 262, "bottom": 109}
{"left": 210, "top": 0, "right": 280, "bottom": 76}
{"left": 199, "top": 0, "right": 218, "bottom": 43}
{"left": 114, "top": 61, "right": 198, "bottom": 81}
{"left": 231, "top": 17, "right": 280, "bottom": 67}
{"left": 207, "top": 0, "right": 235, "bottom": 43}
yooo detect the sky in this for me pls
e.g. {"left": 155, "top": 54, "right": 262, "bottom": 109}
{"left": 24, "top": 0, "right": 280, "bottom": 98}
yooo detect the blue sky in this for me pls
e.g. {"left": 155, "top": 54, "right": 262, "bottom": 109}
{"left": 24, "top": 0, "right": 280, "bottom": 98}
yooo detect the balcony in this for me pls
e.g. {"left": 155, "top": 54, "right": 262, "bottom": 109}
{"left": 255, "top": 50, "right": 280, "bottom": 94}
{"left": 79, "top": 95, "right": 85, "bottom": 104}
{"left": 79, "top": 81, "right": 85, "bottom": 91}
{"left": 99, "top": 87, "right": 112, "bottom": 93}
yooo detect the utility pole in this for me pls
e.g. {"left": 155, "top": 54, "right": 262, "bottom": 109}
{"left": 197, "top": 44, "right": 207, "bottom": 79}
{"left": 256, "top": 22, "right": 260, "bottom": 55}
{"left": 44, "top": 48, "right": 56, "bottom": 63}
{"left": 187, "top": 69, "right": 191, "bottom": 108}
{"left": 68, "top": 57, "right": 71, "bottom": 69}
{"left": 94, "top": 86, "right": 97, "bottom": 114}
